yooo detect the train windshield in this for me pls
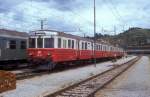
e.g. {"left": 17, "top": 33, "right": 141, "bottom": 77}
{"left": 44, "top": 38, "right": 54, "bottom": 48}
{"left": 37, "top": 38, "right": 43, "bottom": 48}
{"left": 29, "top": 38, "right": 35, "bottom": 48}
{"left": 29, "top": 38, "right": 54, "bottom": 48}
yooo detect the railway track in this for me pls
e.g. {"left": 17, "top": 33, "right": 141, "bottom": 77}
{"left": 44, "top": 57, "right": 140, "bottom": 97}
{"left": 15, "top": 58, "right": 118, "bottom": 80}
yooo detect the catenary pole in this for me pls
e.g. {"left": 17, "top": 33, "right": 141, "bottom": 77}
{"left": 94, "top": 0, "right": 96, "bottom": 67}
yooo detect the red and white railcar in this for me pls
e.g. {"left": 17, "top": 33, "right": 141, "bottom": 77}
{"left": 27, "top": 30, "right": 124, "bottom": 69}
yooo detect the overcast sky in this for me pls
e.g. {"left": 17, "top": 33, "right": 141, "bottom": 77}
{"left": 0, "top": 0, "right": 150, "bottom": 36}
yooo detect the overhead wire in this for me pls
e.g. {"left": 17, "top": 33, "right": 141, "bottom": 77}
{"left": 102, "top": 0, "right": 128, "bottom": 33}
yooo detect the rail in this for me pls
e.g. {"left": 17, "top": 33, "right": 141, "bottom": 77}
{"left": 44, "top": 56, "right": 140, "bottom": 97}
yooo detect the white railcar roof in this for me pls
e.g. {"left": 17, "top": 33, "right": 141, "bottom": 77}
{"left": 30, "top": 29, "right": 123, "bottom": 49}
{"left": 0, "top": 29, "right": 28, "bottom": 39}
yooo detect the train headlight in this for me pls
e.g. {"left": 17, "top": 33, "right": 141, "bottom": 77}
{"left": 29, "top": 53, "right": 33, "bottom": 56}
{"left": 47, "top": 52, "right": 51, "bottom": 56}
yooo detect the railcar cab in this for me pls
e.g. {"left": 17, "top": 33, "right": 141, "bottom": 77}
{"left": 27, "top": 30, "right": 59, "bottom": 67}
{"left": 27, "top": 30, "right": 78, "bottom": 67}
{"left": 29, "top": 30, "right": 57, "bottom": 49}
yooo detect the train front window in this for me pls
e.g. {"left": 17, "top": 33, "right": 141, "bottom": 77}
{"left": 29, "top": 38, "right": 35, "bottom": 48}
{"left": 44, "top": 38, "right": 54, "bottom": 48}
{"left": 37, "top": 38, "right": 43, "bottom": 48}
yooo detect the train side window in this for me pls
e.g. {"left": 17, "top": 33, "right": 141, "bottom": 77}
{"left": 9, "top": 40, "right": 16, "bottom": 49}
{"left": 45, "top": 38, "right": 54, "bottom": 48}
{"left": 87, "top": 43, "right": 90, "bottom": 50}
{"left": 72, "top": 40, "right": 74, "bottom": 49}
{"left": 94, "top": 44, "right": 96, "bottom": 50}
{"left": 63, "top": 40, "right": 67, "bottom": 48}
{"left": 82, "top": 42, "right": 84, "bottom": 50}
{"left": 20, "top": 41, "right": 26, "bottom": 49}
{"left": 102, "top": 45, "right": 104, "bottom": 51}
{"left": 92, "top": 43, "right": 93, "bottom": 50}
{"left": 85, "top": 42, "right": 87, "bottom": 50}
{"left": 76, "top": 41, "right": 78, "bottom": 49}
{"left": 68, "top": 40, "right": 71, "bottom": 48}
{"left": 95, "top": 45, "right": 97, "bottom": 50}
{"left": 58, "top": 38, "right": 61, "bottom": 48}
{"left": 29, "top": 38, "right": 35, "bottom": 48}
{"left": 100, "top": 45, "right": 102, "bottom": 50}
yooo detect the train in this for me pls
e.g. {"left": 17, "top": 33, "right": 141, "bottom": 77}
{"left": 27, "top": 30, "right": 124, "bottom": 70}
{"left": 0, "top": 29, "right": 28, "bottom": 68}
{"left": 0, "top": 29, "right": 124, "bottom": 69}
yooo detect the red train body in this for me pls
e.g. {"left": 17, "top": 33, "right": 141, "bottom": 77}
{"left": 27, "top": 30, "right": 124, "bottom": 69}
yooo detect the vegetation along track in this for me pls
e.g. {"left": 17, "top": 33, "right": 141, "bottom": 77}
{"left": 45, "top": 57, "right": 140, "bottom": 97}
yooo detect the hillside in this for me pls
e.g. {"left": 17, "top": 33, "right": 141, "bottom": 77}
{"left": 116, "top": 27, "right": 150, "bottom": 48}
{"left": 91, "top": 27, "right": 150, "bottom": 49}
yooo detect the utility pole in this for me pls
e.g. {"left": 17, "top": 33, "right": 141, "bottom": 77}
{"left": 83, "top": 33, "right": 86, "bottom": 37}
{"left": 39, "top": 19, "right": 47, "bottom": 30}
{"left": 114, "top": 26, "right": 117, "bottom": 46}
{"left": 114, "top": 25, "right": 116, "bottom": 36}
{"left": 93, "top": 0, "right": 96, "bottom": 67}
{"left": 122, "top": 24, "right": 125, "bottom": 32}
{"left": 79, "top": 28, "right": 86, "bottom": 37}
{"left": 102, "top": 27, "right": 104, "bottom": 34}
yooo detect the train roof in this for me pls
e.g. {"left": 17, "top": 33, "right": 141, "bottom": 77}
{"left": 0, "top": 29, "right": 28, "bottom": 39}
{"left": 30, "top": 30, "right": 119, "bottom": 47}
{"left": 30, "top": 30, "right": 93, "bottom": 42}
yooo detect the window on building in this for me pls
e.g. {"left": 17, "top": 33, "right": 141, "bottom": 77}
{"left": 9, "top": 40, "right": 16, "bottom": 49}
{"left": 58, "top": 38, "right": 61, "bottom": 48}
{"left": 20, "top": 41, "right": 26, "bottom": 49}
{"left": 37, "top": 38, "right": 43, "bottom": 48}
{"left": 29, "top": 38, "right": 35, "bottom": 48}
{"left": 72, "top": 40, "right": 74, "bottom": 49}
{"left": 68, "top": 40, "right": 71, "bottom": 48}
{"left": 45, "top": 38, "right": 54, "bottom": 48}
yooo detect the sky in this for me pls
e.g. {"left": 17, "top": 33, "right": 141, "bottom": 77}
{"left": 0, "top": 0, "right": 150, "bottom": 36}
